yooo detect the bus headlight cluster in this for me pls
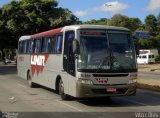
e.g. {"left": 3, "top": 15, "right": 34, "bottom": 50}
{"left": 80, "top": 73, "right": 91, "bottom": 78}
{"left": 128, "top": 79, "right": 137, "bottom": 84}
{"left": 80, "top": 79, "right": 93, "bottom": 85}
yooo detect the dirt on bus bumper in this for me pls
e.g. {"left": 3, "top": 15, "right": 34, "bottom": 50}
{"left": 76, "top": 83, "right": 137, "bottom": 98}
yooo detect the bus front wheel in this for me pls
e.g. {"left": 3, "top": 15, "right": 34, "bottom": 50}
{"left": 59, "top": 79, "right": 69, "bottom": 100}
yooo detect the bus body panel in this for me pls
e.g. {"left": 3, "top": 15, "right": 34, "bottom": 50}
{"left": 17, "top": 36, "right": 32, "bottom": 80}
{"left": 17, "top": 55, "right": 31, "bottom": 80}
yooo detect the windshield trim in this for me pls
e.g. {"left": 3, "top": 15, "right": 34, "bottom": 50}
{"left": 77, "top": 69, "right": 138, "bottom": 73}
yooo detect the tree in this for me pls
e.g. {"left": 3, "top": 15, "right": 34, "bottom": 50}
{"left": 108, "top": 14, "right": 142, "bottom": 32}
{"left": 128, "top": 17, "right": 142, "bottom": 32}
{"left": 108, "top": 14, "right": 130, "bottom": 28}
{"left": 144, "top": 14, "right": 157, "bottom": 35}
{"left": 0, "top": 0, "right": 80, "bottom": 59}
{"left": 83, "top": 18, "right": 109, "bottom": 25}
{"left": 157, "top": 13, "right": 160, "bottom": 35}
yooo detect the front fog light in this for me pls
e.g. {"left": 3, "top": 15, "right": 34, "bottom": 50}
{"left": 80, "top": 79, "right": 93, "bottom": 85}
{"left": 128, "top": 79, "right": 137, "bottom": 84}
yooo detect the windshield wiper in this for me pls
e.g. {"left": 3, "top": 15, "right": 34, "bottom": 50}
{"left": 96, "top": 56, "right": 110, "bottom": 72}
{"left": 96, "top": 49, "right": 125, "bottom": 72}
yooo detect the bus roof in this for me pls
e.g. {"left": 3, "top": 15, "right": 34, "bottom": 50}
{"left": 19, "top": 25, "right": 130, "bottom": 40}
{"left": 32, "top": 27, "right": 63, "bottom": 39}
{"left": 63, "top": 25, "right": 130, "bottom": 31}
{"left": 19, "top": 35, "right": 31, "bottom": 41}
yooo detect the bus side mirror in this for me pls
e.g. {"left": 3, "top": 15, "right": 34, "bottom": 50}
{"left": 72, "top": 39, "right": 80, "bottom": 55}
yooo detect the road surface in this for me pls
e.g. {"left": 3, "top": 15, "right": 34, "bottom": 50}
{"left": 0, "top": 65, "right": 160, "bottom": 118}
{"left": 138, "top": 71, "right": 160, "bottom": 80}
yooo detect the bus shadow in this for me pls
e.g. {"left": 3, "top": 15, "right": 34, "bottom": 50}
{"left": 37, "top": 85, "right": 160, "bottom": 107}
{"left": 0, "top": 65, "right": 17, "bottom": 75}
{"left": 76, "top": 93, "right": 160, "bottom": 107}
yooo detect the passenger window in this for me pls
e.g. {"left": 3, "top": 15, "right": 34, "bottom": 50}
{"left": 56, "top": 34, "right": 63, "bottom": 53}
{"left": 42, "top": 37, "right": 51, "bottom": 53}
{"left": 50, "top": 35, "right": 56, "bottom": 53}
{"left": 142, "top": 55, "right": 147, "bottom": 58}
{"left": 34, "top": 38, "right": 42, "bottom": 53}
{"left": 26, "top": 40, "right": 34, "bottom": 54}
{"left": 19, "top": 41, "right": 27, "bottom": 54}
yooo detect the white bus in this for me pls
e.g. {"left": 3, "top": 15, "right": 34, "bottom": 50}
{"left": 17, "top": 25, "right": 137, "bottom": 100}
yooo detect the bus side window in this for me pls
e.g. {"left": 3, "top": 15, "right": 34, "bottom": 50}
{"left": 68, "top": 32, "right": 75, "bottom": 63}
{"left": 34, "top": 38, "right": 42, "bottom": 54}
{"left": 24, "top": 41, "right": 27, "bottom": 54}
{"left": 19, "top": 42, "right": 23, "bottom": 54}
{"left": 42, "top": 37, "right": 51, "bottom": 53}
{"left": 50, "top": 35, "right": 56, "bottom": 53}
{"left": 26, "top": 40, "right": 29, "bottom": 54}
{"left": 19, "top": 41, "right": 27, "bottom": 54}
{"left": 56, "top": 34, "right": 63, "bottom": 54}
{"left": 26, "top": 40, "right": 34, "bottom": 54}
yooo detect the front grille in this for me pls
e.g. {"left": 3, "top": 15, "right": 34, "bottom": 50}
{"left": 92, "top": 88, "right": 128, "bottom": 95}
{"left": 93, "top": 74, "right": 128, "bottom": 77}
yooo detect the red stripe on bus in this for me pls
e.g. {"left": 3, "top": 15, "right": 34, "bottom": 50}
{"left": 31, "top": 27, "right": 63, "bottom": 38}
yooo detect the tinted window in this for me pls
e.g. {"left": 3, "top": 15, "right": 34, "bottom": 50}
{"left": 42, "top": 37, "right": 51, "bottom": 53}
{"left": 142, "top": 55, "right": 147, "bottom": 58}
{"left": 34, "top": 38, "right": 42, "bottom": 53}
{"left": 19, "top": 41, "right": 27, "bottom": 54}
{"left": 56, "top": 34, "right": 63, "bottom": 53}
{"left": 26, "top": 40, "right": 34, "bottom": 54}
{"left": 50, "top": 35, "right": 57, "bottom": 53}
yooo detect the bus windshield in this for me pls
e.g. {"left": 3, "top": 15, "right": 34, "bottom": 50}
{"left": 77, "top": 30, "right": 136, "bottom": 72}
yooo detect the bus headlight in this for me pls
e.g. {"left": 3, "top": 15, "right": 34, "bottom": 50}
{"left": 79, "top": 79, "right": 93, "bottom": 85}
{"left": 128, "top": 79, "right": 137, "bottom": 84}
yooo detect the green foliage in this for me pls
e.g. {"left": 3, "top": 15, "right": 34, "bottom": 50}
{"left": 129, "top": 18, "right": 142, "bottom": 32}
{"left": 157, "top": 13, "right": 160, "bottom": 25}
{"left": 83, "top": 18, "right": 109, "bottom": 25}
{"left": 155, "top": 55, "right": 160, "bottom": 62}
{"left": 0, "top": 0, "right": 79, "bottom": 55}
{"left": 0, "top": 0, "right": 160, "bottom": 57}
{"left": 144, "top": 14, "right": 157, "bottom": 35}
{"left": 108, "top": 14, "right": 130, "bottom": 28}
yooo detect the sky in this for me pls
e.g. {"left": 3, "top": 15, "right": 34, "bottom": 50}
{"left": 1, "top": 0, "right": 160, "bottom": 22}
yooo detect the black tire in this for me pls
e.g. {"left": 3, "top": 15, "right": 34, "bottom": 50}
{"left": 59, "top": 79, "right": 69, "bottom": 100}
{"left": 27, "top": 72, "right": 35, "bottom": 88}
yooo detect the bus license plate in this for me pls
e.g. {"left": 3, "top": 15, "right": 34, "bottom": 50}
{"left": 106, "top": 88, "right": 117, "bottom": 92}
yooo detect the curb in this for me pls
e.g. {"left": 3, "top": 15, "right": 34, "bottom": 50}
{"left": 137, "top": 83, "right": 160, "bottom": 92}
{"left": 150, "top": 68, "right": 160, "bottom": 71}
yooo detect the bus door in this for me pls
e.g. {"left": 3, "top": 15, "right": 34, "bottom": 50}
{"left": 63, "top": 31, "right": 75, "bottom": 76}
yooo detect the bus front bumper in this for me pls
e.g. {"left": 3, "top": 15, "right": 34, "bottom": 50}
{"left": 76, "top": 82, "right": 137, "bottom": 98}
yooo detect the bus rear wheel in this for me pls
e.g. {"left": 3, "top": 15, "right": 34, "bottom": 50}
{"left": 27, "top": 72, "right": 35, "bottom": 88}
{"left": 59, "top": 79, "right": 69, "bottom": 100}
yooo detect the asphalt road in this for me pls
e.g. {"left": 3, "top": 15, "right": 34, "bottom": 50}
{"left": 0, "top": 65, "right": 160, "bottom": 118}
{"left": 138, "top": 71, "right": 160, "bottom": 80}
